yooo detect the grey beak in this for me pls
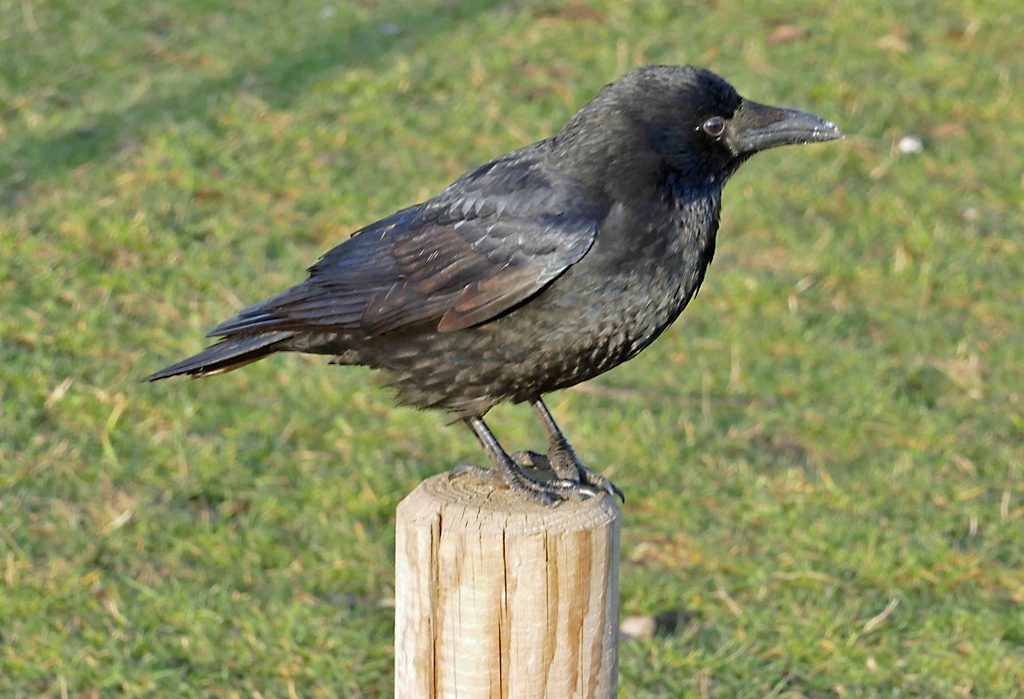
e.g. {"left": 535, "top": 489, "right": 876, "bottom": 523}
{"left": 727, "top": 99, "right": 843, "bottom": 155}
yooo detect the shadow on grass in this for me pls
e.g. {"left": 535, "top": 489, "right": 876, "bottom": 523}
{"left": 7, "top": 0, "right": 506, "bottom": 185}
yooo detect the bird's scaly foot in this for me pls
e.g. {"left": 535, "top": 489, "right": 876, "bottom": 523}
{"left": 458, "top": 414, "right": 617, "bottom": 505}
{"left": 448, "top": 461, "right": 594, "bottom": 506}
{"left": 512, "top": 447, "right": 624, "bottom": 503}
{"left": 525, "top": 397, "right": 625, "bottom": 502}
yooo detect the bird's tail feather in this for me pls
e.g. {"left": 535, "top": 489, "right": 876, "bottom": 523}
{"left": 143, "top": 331, "right": 295, "bottom": 382}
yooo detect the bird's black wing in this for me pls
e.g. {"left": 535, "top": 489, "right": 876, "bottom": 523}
{"left": 208, "top": 146, "right": 604, "bottom": 338}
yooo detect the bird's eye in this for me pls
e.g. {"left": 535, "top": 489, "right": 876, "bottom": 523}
{"left": 703, "top": 116, "right": 726, "bottom": 137}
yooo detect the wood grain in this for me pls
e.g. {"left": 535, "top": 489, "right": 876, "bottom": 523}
{"left": 395, "top": 473, "right": 621, "bottom": 699}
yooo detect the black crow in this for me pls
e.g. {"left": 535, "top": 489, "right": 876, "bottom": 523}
{"left": 146, "top": 65, "right": 842, "bottom": 504}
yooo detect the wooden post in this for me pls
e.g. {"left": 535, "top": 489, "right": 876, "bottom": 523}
{"left": 395, "top": 473, "right": 621, "bottom": 699}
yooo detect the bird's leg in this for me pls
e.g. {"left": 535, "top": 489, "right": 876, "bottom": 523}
{"left": 451, "top": 416, "right": 596, "bottom": 505}
{"left": 526, "top": 397, "right": 625, "bottom": 503}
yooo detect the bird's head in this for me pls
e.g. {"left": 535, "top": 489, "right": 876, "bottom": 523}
{"left": 558, "top": 65, "right": 843, "bottom": 196}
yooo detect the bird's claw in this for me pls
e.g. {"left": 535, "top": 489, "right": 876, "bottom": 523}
{"left": 450, "top": 435, "right": 623, "bottom": 506}
{"left": 449, "top": 460, "right": 562, "bottom": 505}
{"left": 450, "top": 452, "right": 613, "bottom": 505}
{"left": 449, "top": 463, "right": 505, "bottom": 487}
{"left": 578, "top": 464, "right": 625, "bottom": 503}
{"left": 512, "top": 448, "right": 624, "bottom": 503}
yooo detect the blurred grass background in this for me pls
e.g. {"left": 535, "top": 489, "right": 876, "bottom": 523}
{"left": 1, "top": 0, "right": 1022, "bottom": 696}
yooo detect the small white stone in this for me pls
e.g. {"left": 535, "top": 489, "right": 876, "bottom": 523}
{"left": 619, "top": 615, "right": 657, "bottom": 641}
{"left": 898, "top": 136, "right": 923, "bottom": 154}
{"left": 318, "top": 5, "right": 337, "bottom": 19}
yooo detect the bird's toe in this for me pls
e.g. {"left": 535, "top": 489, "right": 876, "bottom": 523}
{"left": 547, "top": 445, "right": 585, "bottom": 482}
{"left": 510, "top": 450, "right": 552, "bottom": 474}
{"left": 454, "top": 449, "right": 616, "bottom": 506}
{"left": 448, "top": 463, "right": 506, "bottom": 488}
{"left": 578, "top": 465, "right": 625, "bottom": 503}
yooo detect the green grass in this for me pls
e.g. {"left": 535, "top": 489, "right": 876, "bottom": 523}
{"left": 2, "top": 0, "right": 1022, "bottom": 696}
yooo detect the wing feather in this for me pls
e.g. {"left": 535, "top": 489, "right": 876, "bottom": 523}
{"left": 437, "top": 264, "right": 547, "bottom": 333}
{"left": 205, "top": 143, "right": 606, "bottom": 339}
